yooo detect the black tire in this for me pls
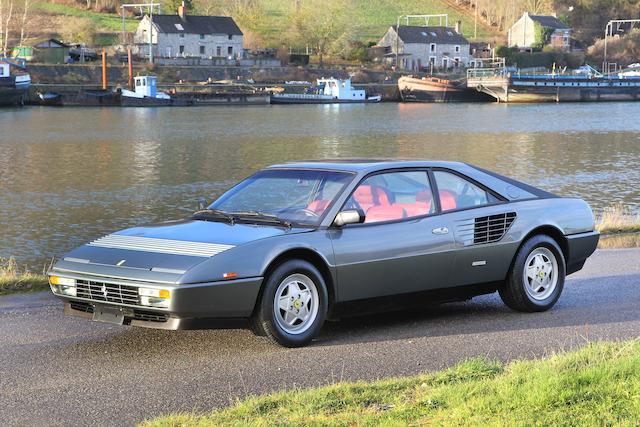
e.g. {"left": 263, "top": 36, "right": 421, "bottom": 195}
{"left": 250, "top": 259, "right": 328, "bottom": 347}
{"left": 499, "top": 234, "right": 566, "bottom": 312}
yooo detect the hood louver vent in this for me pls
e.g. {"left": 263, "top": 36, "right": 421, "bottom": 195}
{"left": 455, "top": 212, "right": 517, "bottom": 246}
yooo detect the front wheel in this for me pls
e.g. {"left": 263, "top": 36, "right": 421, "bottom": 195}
{"left": 250, "top": 259, "right": 328, "bottom": 347}
{"left": 499, "top": 234, "right": 566, "bottom": 312}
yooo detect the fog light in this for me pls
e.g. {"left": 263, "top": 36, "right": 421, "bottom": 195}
{"left": 138, "top": 287, "right": 170, "bottom": 308}
{"left": 49, "top": 276, "right": 76, "bottom": 297}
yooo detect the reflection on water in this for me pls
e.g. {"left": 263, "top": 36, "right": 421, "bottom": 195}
{"left": 1, "top": 103, "right": 639, "bottom": 267}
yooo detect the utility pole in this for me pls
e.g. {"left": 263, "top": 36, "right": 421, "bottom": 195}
{"left": 474, "top": 0, "right": 478, "bottom": 40}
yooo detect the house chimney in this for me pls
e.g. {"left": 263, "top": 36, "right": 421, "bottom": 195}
{"left": 455, "top": 21, "right": 461, "bottom": 34}
{"left": 178, "top": 1, "right": 186, "bottom": 20}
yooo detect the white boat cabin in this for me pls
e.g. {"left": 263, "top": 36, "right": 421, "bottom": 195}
{"left": 0, "top": 62, "right": 10, "bottom": 78}
{"left": 317, "top": 78, "right": 366, "bottom": 100}
{"left": 134, "top": 76, "right": 158, "bottom": 97}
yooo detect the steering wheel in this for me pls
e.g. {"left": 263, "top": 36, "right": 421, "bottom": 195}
{"left": 296, "top": 208, "right": 320, "bottom": 217}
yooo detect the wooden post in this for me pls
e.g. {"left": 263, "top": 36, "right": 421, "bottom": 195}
{"left": 101, "top": 50, "right": 107, "bottom": 90}
{"left": 127, "top": 48, "right": 133, "bottom": 90}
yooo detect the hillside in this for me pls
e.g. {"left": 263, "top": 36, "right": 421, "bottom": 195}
{"left": 26, "top": 0, "right": 500, "bottom": 47}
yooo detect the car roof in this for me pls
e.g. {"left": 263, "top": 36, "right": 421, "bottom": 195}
{"left": 266, "top": 159, "right": 468, "bottom": 173}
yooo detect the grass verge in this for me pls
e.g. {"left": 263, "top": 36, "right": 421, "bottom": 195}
{"left": 142, "top": 340, "right": 640, "bottom": 426}
{"left": 35, "top": 2, "right": 138, "bottom": 32}
{"left": 0, "top": 257, "right": 49, "bottom": 295}
{"left": 596, "top": 203, "right": 640, "bottom": 234}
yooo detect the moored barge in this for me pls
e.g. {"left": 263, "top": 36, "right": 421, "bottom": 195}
{"left": 398, "top": 75, "right": 493, "bottom": 103}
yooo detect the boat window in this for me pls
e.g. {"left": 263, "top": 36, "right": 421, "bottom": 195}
{"left": 433, "top": 171, "right": 499, "bottom": 212}
{"left": 344, "top": 171, "right": 434, "bottom": 224}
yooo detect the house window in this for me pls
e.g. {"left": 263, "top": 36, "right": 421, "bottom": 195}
{"left": 180, "top": 33, "right": 185, "bottom": 38}
{"left": 442, "top": 57, "right": 449, "bottom": 68}
{"left": 430, "top": 43, "right": 436, "bottom": 53}
{"left": 228, "top": 34, "right": 233, "bottom": 40}
{"left": 429, "top": 56, "right": 436, "bottom": 66}
{"left": 199, "top": 46, "right": 205, "bottom": 55}
{"left": 454, "top": 57, "right": 460, "bottom": 67}
{"left": 228, "top": 46, "right": 233, "bottom": 56}
{"left": 179, "top": 45, "right": 185, "bottom": 54}
{"left": 455, "top": 45, "right": 460, "bottom": 53}
{"left": 200, "top": 34, "right": 205, "bottom": 39}
{"left": 216, "top": 46, "right": 222, "bottom": 56}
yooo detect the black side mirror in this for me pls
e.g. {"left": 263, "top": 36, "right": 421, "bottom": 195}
{"left": 197, "top": 197, "right": 207, "bottom": 211}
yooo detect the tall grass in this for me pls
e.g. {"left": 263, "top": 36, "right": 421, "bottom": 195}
{"left": 0, "top": 257, "right": 50, "bottom": 295}
{"left": 595, "top": 203, "right": 640, "bottom": 234}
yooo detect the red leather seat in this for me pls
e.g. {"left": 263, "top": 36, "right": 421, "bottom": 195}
{"left": 439, "top": 190, "right": 457, "bottom": 211}
{"left": 365, "top": 205, "right": 407, "bottom": 223}
{"left": 353, "top": 185, "right": 390, "bottom": 211}
{"left": 307, "top": 199, "right": 331, "bottom": 214}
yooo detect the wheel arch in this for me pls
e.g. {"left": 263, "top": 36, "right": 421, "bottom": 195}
{"left": 516, "top": 225, "right": 569, "bottom": 266}
{"left": 254, "top": 247, "right": 336, "bottom": 314}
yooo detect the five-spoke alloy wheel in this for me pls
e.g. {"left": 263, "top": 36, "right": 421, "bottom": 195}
{"left": 251, "top": 259, "right": 328, "bottom": 347}
{"left": 499, "top": 234, "right": 566, "bottom": 312}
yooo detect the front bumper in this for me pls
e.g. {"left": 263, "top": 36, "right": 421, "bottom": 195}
{"left": 51, "top": 274, "right": 263, "bottom": 330}
{"left": 565, "top": 230, "right": 600, "bottom": 275}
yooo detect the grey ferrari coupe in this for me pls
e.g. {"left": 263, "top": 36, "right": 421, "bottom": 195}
{"left": 48, "top": 160, "right": 599, "bottom": 347}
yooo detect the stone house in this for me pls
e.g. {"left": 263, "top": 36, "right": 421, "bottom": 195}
{"left": 378, "top": 24, "right": 471, "bottom": 71}
{"left": 507, "top": 12, "right": 571, "bottom": 51}
{"left": 134, "top": 4, "right": 243, "bottom": 59}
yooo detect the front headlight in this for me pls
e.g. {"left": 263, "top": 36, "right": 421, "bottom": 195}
{"left": 138, "top": 287, "right": 170, "bottom": 308}
{"left": 49, "top": 276, "right": 76, "bottom": 297}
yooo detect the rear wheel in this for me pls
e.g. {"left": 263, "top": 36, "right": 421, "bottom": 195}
{"left": 250, "top": 259, "right": 328, "bottom": 347}
{"left": 499, "top": 234, "right": 566, "bottom": 312}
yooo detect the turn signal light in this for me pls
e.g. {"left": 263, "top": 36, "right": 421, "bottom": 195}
{"left": 49, "top": 276, "right": 75, "bottom": 286}
{"left": 223, "top": 272, "right": 238, "bottom": 279}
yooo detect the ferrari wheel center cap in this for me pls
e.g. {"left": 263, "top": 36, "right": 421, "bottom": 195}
{"left": 293, "top": 300, "right": 302, "bottom": 310}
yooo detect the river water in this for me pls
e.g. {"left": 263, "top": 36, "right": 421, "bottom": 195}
{"left": 1, "top": 102, "right": 639, "bottom": 268}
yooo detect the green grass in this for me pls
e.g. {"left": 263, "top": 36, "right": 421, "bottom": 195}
{"left": 0, "top": 257, "right": 49, "bottom": 295}
{"left": 35, "top": 2, "right": 138, "bottom": 32}
{"left": 254, "top": 0, "right": 493, "bottom": 44}
{"left": 142, "top": 340, "right": 640, "bottom": 426}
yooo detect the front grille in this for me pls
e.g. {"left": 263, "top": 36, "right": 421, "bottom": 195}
{"left": 473, "top": 212, "right": 517, "bottom": 244}
{"left": 76, "top": 279, "right": 140, "bottom": 305}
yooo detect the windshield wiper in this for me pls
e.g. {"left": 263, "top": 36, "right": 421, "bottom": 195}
{"left": 231, "top": 210, "right": 292, "bottom": 228}
{"left": 191, "top": 209, "right": 235, "bottom": 224}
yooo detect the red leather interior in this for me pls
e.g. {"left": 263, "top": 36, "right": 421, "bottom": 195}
{"left": 307, "top": 199, "right": 331, "bottom": 214}
{"left": 439, "top": 190, "right": 457, "bottom": 211}
{"left": 365, "top": 205, "right": 407, "bottom": 223}
{"left": 396, "top": 202, "right": 430, "bottom": 217}
{"left": 353, "top": 185, "right": 390, "bottom": 211}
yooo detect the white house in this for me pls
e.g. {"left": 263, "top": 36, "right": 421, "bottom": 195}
{"left": 134, "top": 4, "right": 243, "bottom": 59}
{"left": 378, "top": 24, "right": 471, "bottom": 71}
{"left": 508, "top": 12, "right": 571, "bottom": 51}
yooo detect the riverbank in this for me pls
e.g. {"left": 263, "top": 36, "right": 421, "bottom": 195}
{"left": 0, "top": 258, "right": 49, "bottom": 295}
{"left": 142, "top": 339, "right": 640, "bottom": 426}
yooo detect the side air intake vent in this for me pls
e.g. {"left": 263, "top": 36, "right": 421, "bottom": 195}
{"left": 473, "top": 212, "right": 517, "bottom": 244}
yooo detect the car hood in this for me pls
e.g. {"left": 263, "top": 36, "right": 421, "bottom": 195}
{"left": 55, "top": 219, "right": 311, "bottom": 278}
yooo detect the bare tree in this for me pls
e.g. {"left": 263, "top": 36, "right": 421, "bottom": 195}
{"left": 1, "top": 0, "right": 13, "bottom": 55}
{"left": 18, "top": 0, "right": 29, "bottom": 45}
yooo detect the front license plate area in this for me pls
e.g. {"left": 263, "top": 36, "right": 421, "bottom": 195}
{"left": 93, "top": 304, "right": 125, "bottom": 325}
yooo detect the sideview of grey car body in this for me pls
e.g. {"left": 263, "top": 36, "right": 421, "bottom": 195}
{"left": 49, "top": 160, "right": 599, "bottom": 347}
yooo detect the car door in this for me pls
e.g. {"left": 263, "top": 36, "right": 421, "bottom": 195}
{"left": 431, "top": 169, "right": 517, "bottom": 288}
{"left": 329, "top": 169, "right": 456, "bottom": 302}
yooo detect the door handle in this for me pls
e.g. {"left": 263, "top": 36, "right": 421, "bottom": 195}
{"left": 432, "top": 226, "right": 449, "bottom": 235}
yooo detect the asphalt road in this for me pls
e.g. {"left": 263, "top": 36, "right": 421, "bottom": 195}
{"left": 2, "top": 248, "right": 639, "bottom": 426}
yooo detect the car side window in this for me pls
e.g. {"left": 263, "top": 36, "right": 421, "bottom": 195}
{"left": 344, "top": 171, "right": 434, "bottom": 224}
{"left": 433, "top": 170, "right": 499, "bottom": 212}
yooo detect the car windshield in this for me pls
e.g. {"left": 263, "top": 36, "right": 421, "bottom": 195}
{"left": 208, "top": 169, "right": 354, "bottom": 226}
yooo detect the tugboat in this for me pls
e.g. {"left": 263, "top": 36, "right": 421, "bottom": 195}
{"left": 0, "top": 59, "right": 31, "bottom": 106}
{"left": 121, "top": 76, "right": 174, "bottom": 106}
{"left": 398, "top": 75, "right": 493, "bottom": 103}
{"left": 271, "top": 78, "right": 381, "bottom": 104}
